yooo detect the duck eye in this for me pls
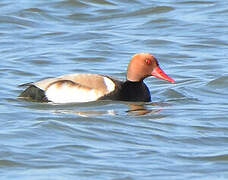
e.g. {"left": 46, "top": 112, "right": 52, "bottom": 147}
{"left": 145, "top": 59, "right": 152, "bottom": 65}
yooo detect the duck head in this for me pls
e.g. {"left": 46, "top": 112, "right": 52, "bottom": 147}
{"left": 126, "top": 53, "right": 175, "bottom": 83}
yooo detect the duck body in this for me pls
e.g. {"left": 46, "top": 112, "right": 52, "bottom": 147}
{"left": 19, "top": 73, "right": 151, "bottom": 103}
{"left": 19, "top": 53, "right": 174, "bottom": 103}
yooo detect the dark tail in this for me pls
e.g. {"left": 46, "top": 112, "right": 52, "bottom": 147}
{"left": 18, "top": 85, "right": 48, "bottom": 102}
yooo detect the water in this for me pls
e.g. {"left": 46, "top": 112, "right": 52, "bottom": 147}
{"left": 1, "top": 0, "right": 228, "bottom": 179}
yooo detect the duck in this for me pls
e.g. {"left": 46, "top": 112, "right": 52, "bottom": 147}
{"left": 19, "top": 53, "right": 174, "bottom": 103}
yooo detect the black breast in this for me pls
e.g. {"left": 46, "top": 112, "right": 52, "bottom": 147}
{"left": 101, "top": 80, "right": 151, "bottom": 102}
{"left": 119, "top": 81, "right": 151, "bottom": 102}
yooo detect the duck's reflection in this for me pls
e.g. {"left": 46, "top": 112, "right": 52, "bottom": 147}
{"left": 127, "top": 103, "right": 162, "bottom": 116}
{"left": 52, "top": 102, "right": 163, "bottom": 117}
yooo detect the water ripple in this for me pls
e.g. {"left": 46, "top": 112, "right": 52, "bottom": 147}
{"left": 1, "top": 0, "right": 228, "bottom": 179}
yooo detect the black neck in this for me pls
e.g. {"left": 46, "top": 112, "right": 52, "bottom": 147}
{"left": 125, "top": 80, "right": 143, "bottom": 85}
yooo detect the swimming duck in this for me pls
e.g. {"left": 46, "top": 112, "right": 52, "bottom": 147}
{"left": 19, "top": 53, "right": 174, "bottom": 103}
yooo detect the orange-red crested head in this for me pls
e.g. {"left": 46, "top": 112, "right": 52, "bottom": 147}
{"left": 126, "top": 53, "right": 174, "bottom": 83}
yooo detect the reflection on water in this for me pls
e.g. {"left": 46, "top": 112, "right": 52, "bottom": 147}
{"left": 53, "top": 108, "right": 116, "bottom": 117}
{"left": 50, "top": 102, "right": 163, "bottom": 117}
{"left": 127, "top": 103, "right": 162, "bottom": 116}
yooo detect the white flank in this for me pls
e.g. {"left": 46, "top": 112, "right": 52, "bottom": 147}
{"left": 103, "top": 77, "right": 115, "bottom": 92}
{"left": 45, "top": 82, "right": 103, "bottom": 103}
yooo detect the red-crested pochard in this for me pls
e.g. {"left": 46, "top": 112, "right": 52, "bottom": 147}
{"left": 19, "top": 53, "right": 174, "bottom": 103}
